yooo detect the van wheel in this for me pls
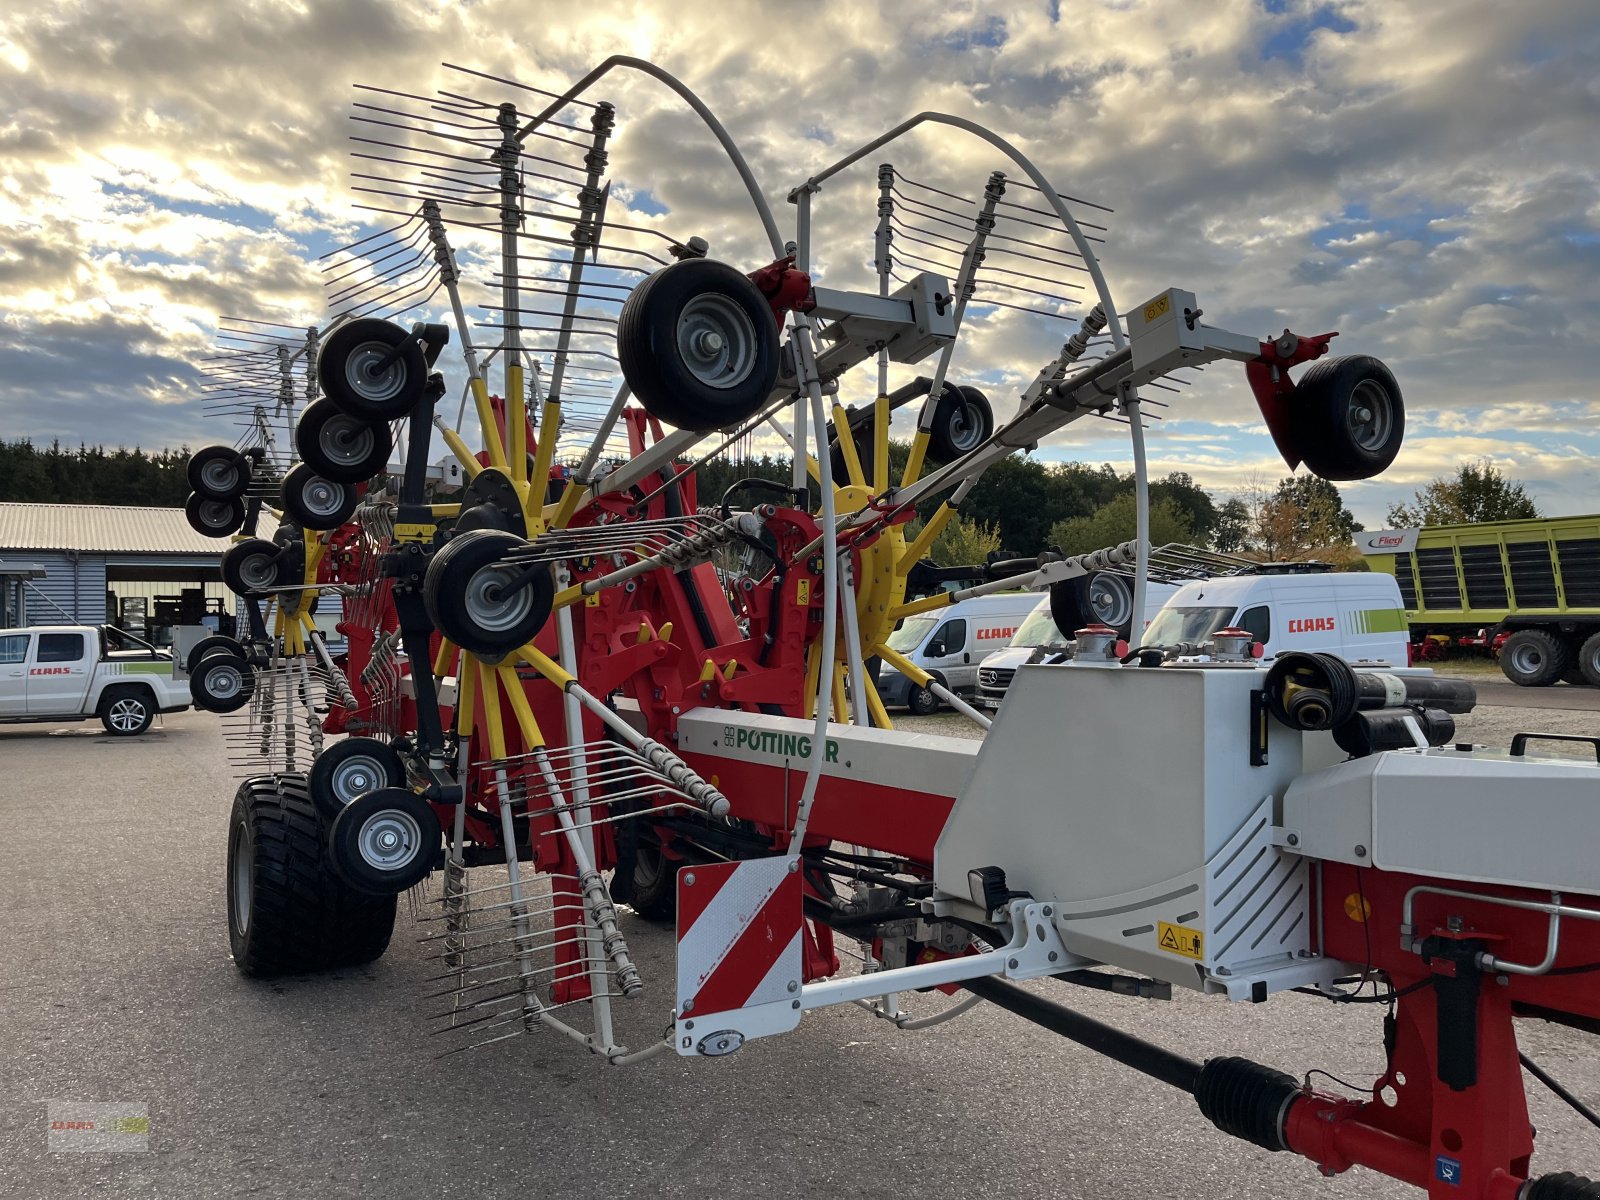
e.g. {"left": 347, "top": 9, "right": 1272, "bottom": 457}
{"left": 100, "top": 687, "right": 154, "bottom": 735}
{"left": 1499, "top": 629, "right": 1569, "bottom": 687}
{"left": 908, "top": 682, "right": 939, "bottom": 715}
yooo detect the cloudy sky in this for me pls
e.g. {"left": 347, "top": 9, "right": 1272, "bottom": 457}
{"left": 2, "top": 0, "right": 1596, "bottom": 526}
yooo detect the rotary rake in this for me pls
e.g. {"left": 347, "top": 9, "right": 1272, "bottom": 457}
{"left": 182, "top": 56, "right": 1600, "bottom": 1200}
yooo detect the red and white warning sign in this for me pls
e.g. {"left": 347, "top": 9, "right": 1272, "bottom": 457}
{"left": 674, "top": 855, "right": 804, "bottom": 1054}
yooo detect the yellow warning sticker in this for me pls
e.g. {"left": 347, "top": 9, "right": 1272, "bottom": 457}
{"left": 1157, "top": 921, "right": 1204, "bottom": 960}
{"left": 1142, "top": 294, "right": 1172, "bottom": 324}
{"left": 796, "top": 578, "right": 811, "bottom": 605}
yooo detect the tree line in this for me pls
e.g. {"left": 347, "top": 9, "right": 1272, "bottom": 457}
{"left": 0, "top": 437, "right": 1540, "bottom": 569}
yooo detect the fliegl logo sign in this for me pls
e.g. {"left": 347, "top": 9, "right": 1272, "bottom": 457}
{"left": 724, "top": 725, "right": 840, "bottom": 763}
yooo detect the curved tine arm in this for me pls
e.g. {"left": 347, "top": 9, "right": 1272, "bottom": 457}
{"left": 514, "top": 56, "right": 786, "bottom": 259}
{"left": 796, "top": 111, "right": 1123, "bottom": 349}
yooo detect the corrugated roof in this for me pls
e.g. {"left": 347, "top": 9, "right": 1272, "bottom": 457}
{"left": 0, "top": 503, "right": 223, "bottom": 555}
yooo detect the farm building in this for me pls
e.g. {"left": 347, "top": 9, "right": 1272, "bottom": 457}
{"left": 0, "top": 503, "right": 231, "bottom": 643}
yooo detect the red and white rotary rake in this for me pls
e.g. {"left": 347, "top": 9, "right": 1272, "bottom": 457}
{"left": 175, "top": 57, "right": 1600, "bottom": 1200}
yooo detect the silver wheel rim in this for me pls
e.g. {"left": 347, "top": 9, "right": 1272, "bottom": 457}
{"left": 321, "top": 416, "right": 378, "bottom": 468}
{"left": 239, "top": 554, "right": 277, "bottom": 591}
{"left": 197, "top": 498, "right": 235, "bottom": 529}
{"left": 232, "top": 825, "right": 253, "bottom": 936}
{"left": 330, "top": 754, "right": 387, "bottom": 806}
{"left": 1347, "top": 379, "right": 1395, "bottom": 452}
{"left": 1088, "top": 573, "right": 1134, "bottom": 627}
{"left": 296, "top": 475, "right": 347, "bottom": 519}
{"left": 464, "top": 563, "right": 534, "bottom": 633}
{"left": 204, "top": 662, "right": 244, "bottom": 700}
{"left": 201, "top": 458, "right": 239, "bottom": 493}
{"left": 344, "top": 341, "right": 408, "bottom": 404}
{"left": 109, "top": 698, "right": 145, "bottom": 731}
{"left": 1508, "top": 642, "right": 1543, "bottom": 674}
{"left": 357, "top": 809, "right": 422, "bottom": 872}
{"left": 676, "top": 294, "right": 758, "bottom": 390}
{"left": 947, "top": 399, "right": 985, "bottom": 453}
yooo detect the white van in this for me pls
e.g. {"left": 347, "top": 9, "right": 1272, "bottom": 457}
{"left": 976, "top": 583, "right": 1178, "bottom": 709}
{"left": 1142, "top": 570, "right": 1408, "bottom": 664}
{"left": 878, "top": 592, "right": 1041, "bottom": 714}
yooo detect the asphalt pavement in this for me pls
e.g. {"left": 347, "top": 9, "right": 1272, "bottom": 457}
{"left": 2, "top": 710, "right": 1599, "bottom": 1199}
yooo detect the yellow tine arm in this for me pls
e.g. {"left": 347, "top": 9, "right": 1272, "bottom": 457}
{"left": 455, "top": 656, "right": 479, "bottom": 736}
{"left": 898, "top": 502, "right": 956, "bottom": 571}
{"left": 497, "top": 664, "right": 545, "bottom": 749}
{"left": 887, "top": 592, "right": 953, "bottom": 622}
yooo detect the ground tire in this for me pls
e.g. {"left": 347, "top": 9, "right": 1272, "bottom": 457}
{"left": 317, "top": 318, "right": 427, "bottom": 420}
{"left": 1288, "top": 354, "right": 1405, "bottom": 481}
{"left": 296, "top": 399, "right": 393, "bottom": 483}
{"left": 191, "top": 651, "right": 254, "bottom": 714}
{"left": 99, "top": 686, "right": 154, "bottom": 735}
{"left": 907, "top": 682, "right": 940, "bottom": 716}
{"left": 227, "top": 774, "right": 397, "bottom": 977}
{"left": 326, "top": 787, "right": 441, "bottom": 895}
{"left": 187, "top": 444, "right": 252, "bottom": 500}
{"left": 185, "top": 492, "right": 246, "bottom": 538}
{"left": 625, "top": 836, "right": 678, "bottom": 922}
{"left": 617, "top": 258, "right": 780, "bottom": 433}
{"left": 309, "top": 737, "right": 406, "bottom": 821}
{"left": 1577, "top": 632, "right": 1600, "bottom": 688}
{"left": 222, "top": 538, "right": 284, "bottom": 597}
{"left": 928, "top": 385, "right": 993, "bottom": 463}
{"left": 1499, "top": 629, "right": 1570, "bottom": 687}
{"left": 280, "top": 463, "right": 358, "bottom": 531}
{"left": 422, "top": 529, "right": 552, "bottom": 659}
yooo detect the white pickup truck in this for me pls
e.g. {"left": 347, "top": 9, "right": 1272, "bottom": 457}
{"left": 0, "top": 625, "right": 193, "bottom": 736}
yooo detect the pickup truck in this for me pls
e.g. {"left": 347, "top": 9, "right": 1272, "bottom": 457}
{"left": 0, "top": 625, "right": 193, "bottom": 735}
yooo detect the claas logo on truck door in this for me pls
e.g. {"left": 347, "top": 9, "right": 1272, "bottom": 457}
{"left": 29, "top": 667, "right": 71, "bottom": 675}
{"left": 1287, "top": 617, "right": 1336, "bottom": 634}
{"left": 977, "top": 626, "right": 1016, "bottom": 640}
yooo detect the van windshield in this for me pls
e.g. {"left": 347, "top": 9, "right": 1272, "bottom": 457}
{"left": 1143, "top": 605, "right": 1237, "bottom": 647}
{"left": 886, "top": 616, "right": 938, "bottom": 654}
{"left": 1011, "top": 601, "right": 1066, "bottom": 649}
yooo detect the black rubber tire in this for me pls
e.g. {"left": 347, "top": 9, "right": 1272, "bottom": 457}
{"left": 326, "top": 787, "right": 442, "bottom": 895}
{"left": 828, "top": 422, "right": 875, "bottom": 487}
{"left": 99, "top": 686, "right": 154, "bottom": 735}
{"left": 907, "top": 682, "right": 940, "bottom": 716}
{"left": 222, "top": 538, "right": 284, "bottom": 597}
{"left": 280, "top": 463, "right": 358, "bottom": 532}
{"left": 185, "top": 492, "right": 246, "bottom": 538}
{"left": 1526, "top": 1172, "right": 1600, "bottom": 1200}
{"left": 1577, "top": 632, "right": 1600, "bottom": 688}
{"left": 1288, "top": 354, "right": 1405, "bottom": 481}
{"left": 1499, "top": 629, "right": 1570, "bottom": 687}
{"left": 422, "top": 529, "right": 552, "bottom": 659}
{"left": 296, "top": 398, "right": 393, "bottom": 483}
{"left": 226, "top": 774, "right": 397, "bottom": 977}
{"left": 187, "top": 444, "right": 252, "bottom": 500}
{"left": 1560, "top": 664, "right": 1588, "bottom": 686}
{"left": 1052, "top": 572, "right": 1137, "bottom": 640}
{"left": 185, "top": 635, "right": 245, "bottom": 673}
{"left": 309, "top": 737, "right": 405, "bottom": 821}
{"left": 626, "top": 836, "right": 678, "bottom": 922}
{"left": 928, "top": 385, "right": 994, "bottom": 463}
{"left": 191, "top": 652, "right": 254, "bottom": 714}
{"left": 617, "top": 258, "right": 780, "bottom": 433}
{"left": 317, "top": 318, "right": 427, "bottom": 421}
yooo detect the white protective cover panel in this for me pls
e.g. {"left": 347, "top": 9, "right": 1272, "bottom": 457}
{"left": 1281, "top": 748, "right": 1600, "bottom": 895}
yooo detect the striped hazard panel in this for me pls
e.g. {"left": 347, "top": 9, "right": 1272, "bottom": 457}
{"left": 675, "top": 856, "right": 803, "bottom": 1034}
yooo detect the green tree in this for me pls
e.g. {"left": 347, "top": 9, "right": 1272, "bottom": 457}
{"left": 1046, "top": 492, "right": 1194, "bottom": 557}
{"left": 927, "top": 515, "right": 1003, "bottom": 566}
{"left": 1213, "top": 497, "right": 1251, "bottom": 553}
{"left": 1386, "top": 459, "right": 1539, "bottom": 527}
{"left": 1249, "top": 474, "right": 1364, "bottom": 560}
